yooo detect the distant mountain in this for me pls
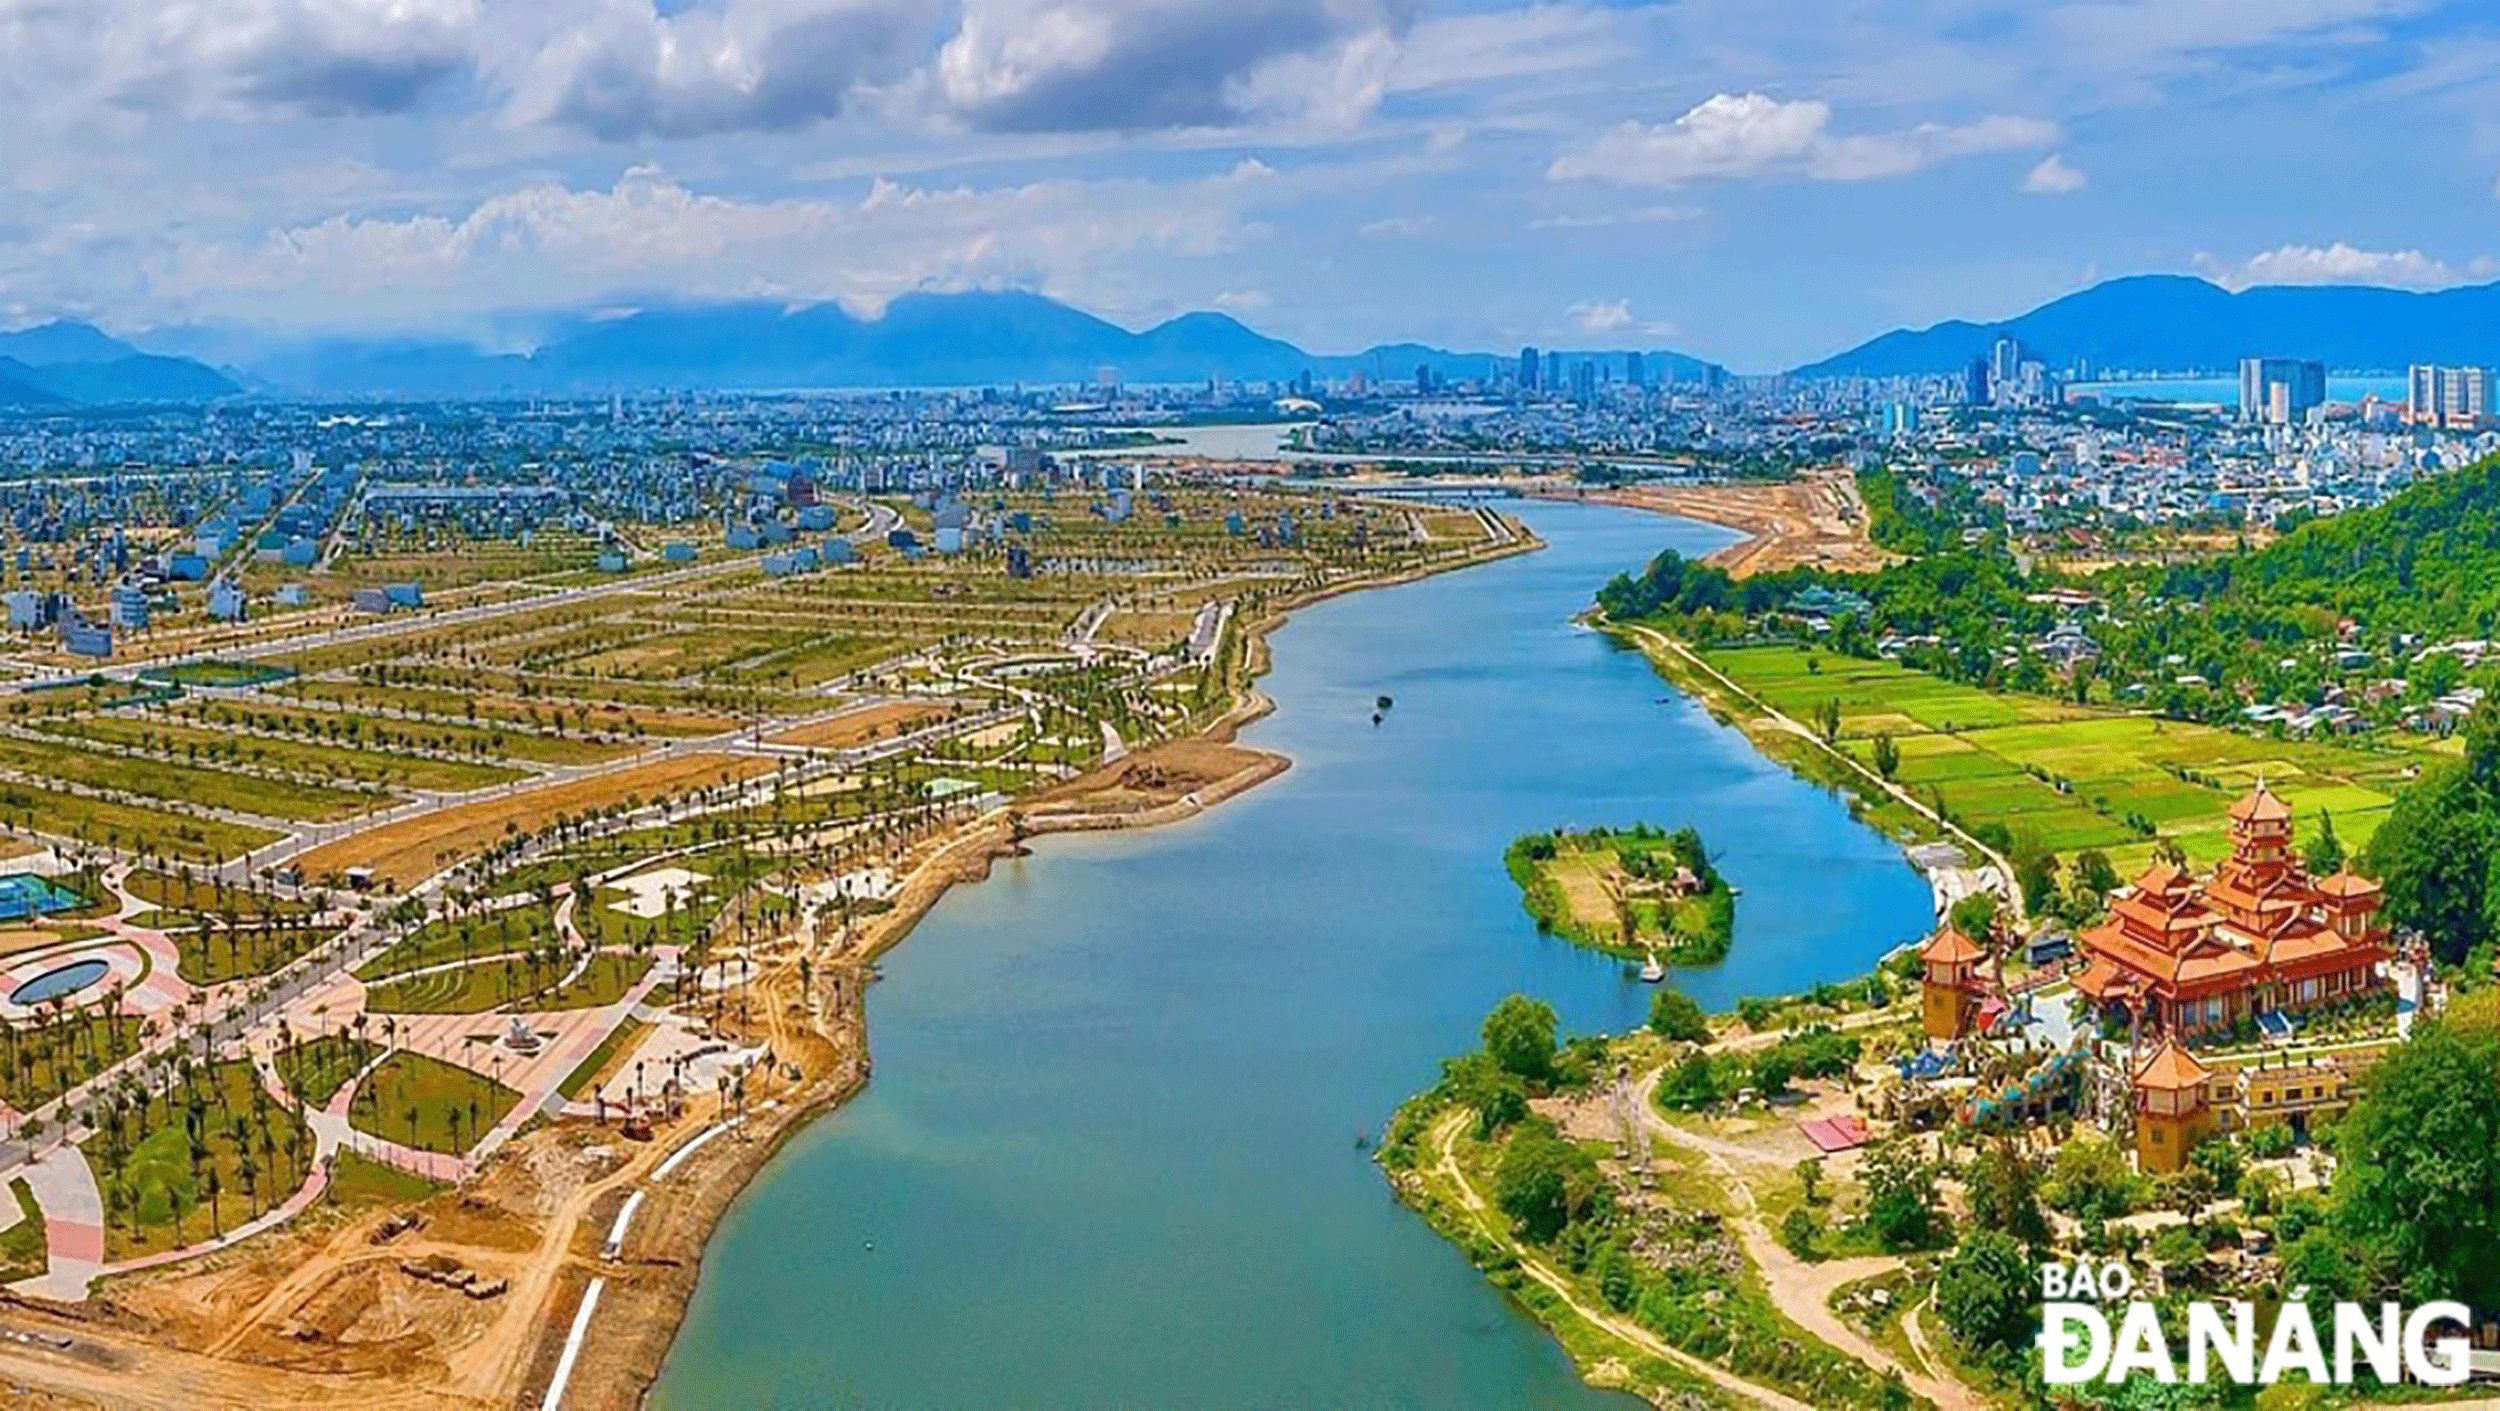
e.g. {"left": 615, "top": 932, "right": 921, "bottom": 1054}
{"left": 0, "top": 321, "right": 239, "bottom": 404}
{"left": 0, "top": 320, "right": 142, "bottom": 366}
{"left": 228, "top": 291, "right": 1728, "bottom": 396}
{"left": 0, "top": 360, "right": 69, "bottom": 408}
{"left": 1793, "top": 274, "right": 2500, "bottom": 378}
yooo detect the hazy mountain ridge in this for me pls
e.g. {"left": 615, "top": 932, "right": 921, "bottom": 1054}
{"left": 167, "top": 291, "right": 1728, "bottom": 396}
{"left": 1791, "top": 274, "right": 2500, "bottom": 378}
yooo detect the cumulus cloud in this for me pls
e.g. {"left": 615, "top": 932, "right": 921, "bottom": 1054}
{"left": 1548, "top": 91, "right": 2056, "bottom": 187}
{"left": 2022, "top": 153, "right": 2088, "bottom": 195}
{"left": 144, "top": 163, "right": 1280, "bottom": 328}
{"left": 1212, "top": 288, "right": 1270, "bottom": 311}
{"left": 933, "top": 0, "right": 1415, "bottom": 134}
{"left": 2206, "top": 241, "right": 2491, "bottom": 290}
{"left": 511, "top": 0, "right": 929, "bottom": 141}
{"left": 90, "top": 0, "right": 480, "bottom": 117}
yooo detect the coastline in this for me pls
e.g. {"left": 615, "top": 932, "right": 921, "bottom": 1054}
{"left": 550, "top": 514, "right": 1549, "bottom": 1409}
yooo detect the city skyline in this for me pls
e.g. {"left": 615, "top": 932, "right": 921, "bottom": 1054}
{"left": 4, "top": 0, "right": 2499, "bottom": 371}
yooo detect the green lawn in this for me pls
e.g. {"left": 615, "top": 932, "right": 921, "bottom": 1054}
{"left": 1707, "top": 643, "right": 2413, "bottom": 868}
{"left": 539, "top": 954, "right": 655, "bottom": 1010}
{"left": 558, "top": 1016, "right": 650, "bottom": 1099}
{"left": 325, "top": 1149, "right": 442, "bottom": 1207}
{"left": 361, "top": 951, "right": 576, "bottom": 1014}
{"left": 0, "top": 1010, "right": 143, "bottom": 1111}
{"left": 84, "top": 1057, "right": 316, "bottom": 1260}
{"left": 0, "top": 1179, "right": 45, "bottom": 1283}
{"left": 347, "top": 1051, "right": 521, "bottom": 1155}
{"left": 357, "top": 904, "right": 565, "bottom": 981}
{"left": 276, "top": 1033, "right": 380, "bottom": 1108}
{"left": 175, "top": 923, "right": 340, "bottom": 986}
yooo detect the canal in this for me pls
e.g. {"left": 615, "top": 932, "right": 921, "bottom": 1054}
{"left": 654, "top": 499, "right": 1934, "bottom": 1407}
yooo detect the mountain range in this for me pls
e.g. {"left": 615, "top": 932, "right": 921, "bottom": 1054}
{"left": 214, "top": 291, "right": 1721, "bottom": 398}
{"left": 18, "top": 273, "right": 2500, "bottom": 402}
{"left": 1792, "top": 274, "right": 2500, "bottom": 378}
{"left": 0, "top": 323, "right": 242, "bottom": 406}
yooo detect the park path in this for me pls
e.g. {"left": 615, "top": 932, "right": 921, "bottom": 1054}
{"left": 11, "top": 1143, "right": 103, "bottom": 1301}
{"left": 1629, "top": 1071, "right": 1985, "bottom": 1411}
{"left": 1429, "top": 1112, "right": 1814, "bottom": 1411}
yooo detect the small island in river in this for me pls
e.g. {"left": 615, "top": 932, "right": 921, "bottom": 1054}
{"left": 1504, "top": 824, "right": 1734, "bottom": 964}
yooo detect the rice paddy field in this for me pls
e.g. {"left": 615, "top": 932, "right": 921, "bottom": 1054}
{"left": 1702, "top": 643, "right": 2436, "bottom": 871}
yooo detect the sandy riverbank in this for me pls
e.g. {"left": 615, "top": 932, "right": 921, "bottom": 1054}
{"left": 1562, "top": 468, "right": 1892, "bottom": 578}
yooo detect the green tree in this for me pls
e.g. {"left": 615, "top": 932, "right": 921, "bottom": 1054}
{"left": 1872, "top": 732, "right": 1900, "bottom": 781}
{"left": 1947, "top": 891, "right": 1998, "bottom": 942}
{"left": 2303, "top": 810, "right": 2345, "bottom": 876}
{"left": 1646, "top": 988, "right": 1710, "bottom": 1043}
{"left": 1482, "top": 995, "right": 1558, "bottom": 1084}
{"left": 1967, "top": 1136, "right": 2049, "bottom": 1245}
{"left": 1493, "top": 1120, "right": 1606, "bottom": 1244}
{"left": 2332, "top": 1016, "right": 2500, "bottom": 1307}
{"left": 1861, "top": 1139, "right": 1942, "bottom": 1250}
{"left": 1935, "top": 1228, "right": 2033, "bottom": 1353}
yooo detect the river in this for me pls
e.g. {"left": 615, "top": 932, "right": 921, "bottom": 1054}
{"left": 653, "top": 500, "right": 1934, "bottom": 1408}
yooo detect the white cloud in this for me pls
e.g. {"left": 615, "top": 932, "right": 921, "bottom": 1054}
{"left": 1528, "top": 205, "right": 1703, "bottom": 230}
{"left": 1212, "top": 288, "right": 1270, "bottom": 311}
{"left": 1357, "top": 214, "right": 1437, "bottom": 236}
{"left": 142, "top": 164, "right": 1281, "bottom": 330}
{"left": 1548, "top": 92, "right": 2056, "bottom": 187}
{"left": 2205, "top": 241, "right": 2489, "bottom": 290}
{"left": 1568, "top": 298, "right": 1633, "bottom": 333}
{"left": 2022, "top": 153, "right": 2089, "bottom": 195}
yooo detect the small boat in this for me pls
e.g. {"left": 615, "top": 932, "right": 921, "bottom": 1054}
{"left": 1639, "top": 952, "right": 1665, "bottom": 983}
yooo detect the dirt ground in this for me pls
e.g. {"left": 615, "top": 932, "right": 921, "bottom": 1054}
{"left": 765, "top": 701, "right": 955, "bottom": 750}
{"left": 1021, "top": 739, "right": 1287, "bottom": 819}
{"left": 298, "top": 753, "right": 777, "bottom": 888}
{"left": 1585, "top": 468, "right": 1893, "bottom": 577}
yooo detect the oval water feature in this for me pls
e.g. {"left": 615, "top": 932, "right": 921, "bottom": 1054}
{"left": 10, "top": 957, "right": 110, "bottom": 1007}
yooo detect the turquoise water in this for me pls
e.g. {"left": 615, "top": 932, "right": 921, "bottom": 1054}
{"left": 0, "top": 874, "right": 81, "bottom": 922}
{"left": 654, "top": 501, "right": 1934, "bottom": 1408}
{"left": 10, "top": 957, "right": 109, "bottom": 1007}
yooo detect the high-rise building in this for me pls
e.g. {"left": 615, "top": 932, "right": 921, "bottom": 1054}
{"left": 1625, "top": 351, "right": 1647, "bottom": 389}
{"left": 1989, "top": 337, "right": 2023, "bottom": 403}
{"left": 1570, "top": 360, "right": 1597, "bottom": 405}
{"left": 2408, "top": 365, "right": 2494, "bottom": 429}
{"left": 1963, "top": 356, "right": 1991, "bottom": 407}
{"left": 1518, "top": 346, "right": 1540, "bottom": 391}
{"left": 2237, "top": 357, "right": 2326, "bottom": 425}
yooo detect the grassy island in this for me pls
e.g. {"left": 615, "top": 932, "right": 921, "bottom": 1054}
{"left": 1506, "top": 824, "right": 1734, "bottom": 964}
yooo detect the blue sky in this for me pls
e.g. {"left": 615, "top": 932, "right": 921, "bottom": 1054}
{"left": 6, "top": 0, "right": 2496, "bottom": 370}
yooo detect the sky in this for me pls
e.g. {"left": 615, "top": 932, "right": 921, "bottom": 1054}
{"left": 4, "top": 0, "right": 2499, "bottom": 371}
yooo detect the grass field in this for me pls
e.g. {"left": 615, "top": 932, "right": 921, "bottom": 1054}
{"left": 361, "top": 952, "right": 574, "bottom": 1014}
{"left": 557, "top": 1016, "right": 650, "bottom": 1099}
{"left": 276, "top": 1034, "right": 380, "bottom": 1107}
{"left": 537, "top": 953, "right": 654, "bottom": 1010}
{"left": 325, "top": 1149, "right": 442, "bottom": 1206}
{"left": 48, "top": 716, "right": 531, "bottom": 792}
{"left": 357, "top": 903, "right": 565, "bottom": 981}
{"left": 296, "top": 752, "right": 776, "bottom": 889}
{"left": 347, "top": 1051, "right": 520, "bottom": 1155}
{"left": 86, "top": 1057, "right": 315, "bottom": 1260}
{"left": 1702, "top": 644, "right": 2421, "bottom": 871}
{"left": 174, "top": 922, "right": 339, "bottom": 986}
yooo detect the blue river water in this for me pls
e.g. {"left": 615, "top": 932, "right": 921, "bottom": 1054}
{"left": 654, "top": 499, "right": 1935, "bottom": 1408}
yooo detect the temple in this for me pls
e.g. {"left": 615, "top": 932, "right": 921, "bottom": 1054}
{"left": 2071, "top": 782, "right": 2391, "bottom": 1041}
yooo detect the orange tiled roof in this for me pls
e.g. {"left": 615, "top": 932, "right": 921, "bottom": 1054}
{"left": 2135, "top": 1040, "right": 2211, "bottom": 1091}
{"left": 1920, "top": 926, "right": 1984, "bottom": 965}
{"left": 2228, "top": 783, "right": 2292, "bottom": 823}
{"left": 2317, "top": 870, "right": 2383, "bottom": 899}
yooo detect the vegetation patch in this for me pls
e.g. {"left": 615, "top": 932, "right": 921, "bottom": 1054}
{"left": 1506, "top": 824, "right": 1734, "bottom": 964}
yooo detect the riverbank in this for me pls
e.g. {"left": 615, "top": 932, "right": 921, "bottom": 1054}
{"left": 546, "top": 513, "right": 1545, "bottom": 1409}
{"left": 1565, "top": 470, "right": 1891, "bottom": 578}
